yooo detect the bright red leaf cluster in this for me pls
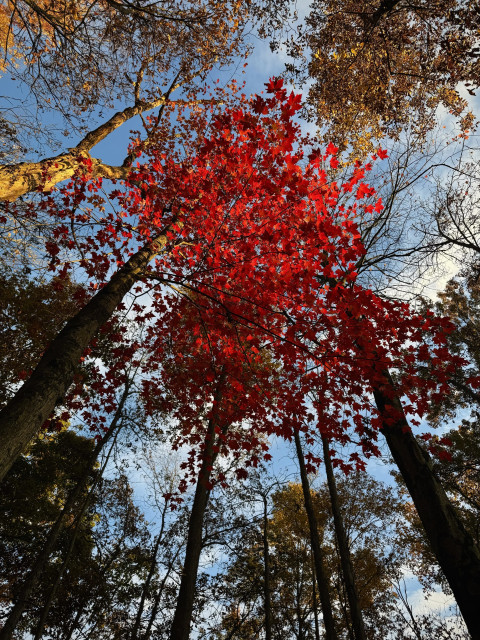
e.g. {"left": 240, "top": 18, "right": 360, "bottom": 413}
{"left": 15, "top": 78, "right": 466, "bottom": 481}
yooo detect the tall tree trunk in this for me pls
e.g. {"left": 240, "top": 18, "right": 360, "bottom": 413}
{"left": 321, "top": 436, "right": 367, "bottom": 640}
{"left": 0, "top": 225, "right": 175, "bottom": 482}
{"left": 168, "top": 458, "right": 211, "bottom": 640}
{"left": 261, "top": 493, "right": 273, "bottom": 640}
{"left": 293, "top": 429, "right": 338, "bottom": 640}
{"left": 372, "top": 369, "right": 480, "bottom": 639}
{"left": 311, "top": 553, "right": 321, "bottom": 640}
{"left": 0, "top": 385, "right": 128, "bottom": 640}
{"left": 131, "top": 495, "right": 170, "bottom": 640}
{"left": 169, "top": 373, "right": 226, "bottom": 640}
{"left": 143, "top": 546, "right": 181, "bottom": 640}
{"left": 0, "top": 152, "right": 128, "bottom": 202}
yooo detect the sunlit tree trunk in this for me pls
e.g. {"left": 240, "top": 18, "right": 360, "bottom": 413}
{"left": 0, "top": 91, "right": 175, "bottom": 201}
{"left": 321, "top": 435, "right": 367, "bottom": 640}
{"left": 0, "top": 153, "right": 128, "bottom": 202}
{"left": 293, "top": 429, "right": 338, "bottom": 640}
{"left": 373, "top": 369, "right": 480, "bottom": 639}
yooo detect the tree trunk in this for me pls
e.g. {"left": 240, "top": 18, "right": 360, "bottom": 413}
{"left": 0, "top": 153, "right": 128, "bottom": 202}
{"left": 261, "top": 493, "right": 273, "bottom": 640}
{"left": 167, "top": 459, "right": 211, "bottom": 640}
{"left": 168, "top": 373, "right": 226, "bottom": 640}
{"left": 0, "top": 226, "right": 174, "bottom": 482}
{"left": 311, "top": 553, "right": 321, "bottom": 640}
{"left": 293, "top": 429, "right": 338, "bottom": 640}
{"left": 0, "top": 386, "right": 127, "bottom": 640}
{"left": 0, "top": 92, "right": 173, "bottom": 201}
{"left": 372, "top": 369, "right": 480, "bottom": 639}
{"left": 322, "top": 436, "right": 367, "bottom": 640}
{"left": 143, "top": 546, "right": 181, "bottom": 640}
{"left": 131, "top": 499, "right": 169, "bottom": 640}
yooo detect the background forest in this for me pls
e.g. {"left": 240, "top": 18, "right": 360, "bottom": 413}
{"left": 0, "top": 1, "right": 480, "bottom": 639}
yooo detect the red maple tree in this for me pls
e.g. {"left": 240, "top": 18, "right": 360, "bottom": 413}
{"left": 1, "top": 79, "right": 480, "bottom": 633}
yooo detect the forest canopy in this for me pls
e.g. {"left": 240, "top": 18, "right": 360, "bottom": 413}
{"left": 0, "top": 1, "right": 479, "bottom": 639}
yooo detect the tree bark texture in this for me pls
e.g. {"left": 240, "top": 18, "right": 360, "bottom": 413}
{"left": 168, "top": 373, "right": 225, "bottom": 640}
{"left": 293, "top": 429, "right": 338, "bottom": 640}
{"left": 322, "top": 436, "right": 367, "bottom": 640}
{"left": 0, "top": 153, "right": 129, "bottom": 202}
{"left": 373, "top": 369, "right": 480, "bottom": 639}
{"left": 0, "top": 230, "right": 172, "bottom": 482}
{"left": 0, "top": 94, "right": 171, "bottom": 201}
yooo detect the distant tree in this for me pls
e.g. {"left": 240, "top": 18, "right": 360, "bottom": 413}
{"left": 0, "top": 269, "right": 87, "bottom": 403}
{"left": 293, "top": 429, "right": 338, "bottom": 640}
{"left": 321, "top": 435, "right": 366, "bottom": 640}
{"left": 0, "top": 423, "right": 179, "bottom": 640}
{"left": 0, "top": 429, "right": 98, "bottom": 638}
{"left": 280, "top": 0, "right": 479, "bottom": 157}
{"left": 211, "top": 471, "right": 404, "bottom": 639}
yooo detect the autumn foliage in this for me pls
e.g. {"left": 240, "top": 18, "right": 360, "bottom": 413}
{"left": 289, "top": 0, "right": 479, "bottom": 156}
{"left": 2, "top": 0, "right": 480, "bottom": 633}
{"left": 2, "top": 78, "right": 466, "bottom": 483}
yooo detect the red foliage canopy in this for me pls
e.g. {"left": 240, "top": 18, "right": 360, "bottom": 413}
{"left": 18, "top": 78, "right": 467, "bottom": 478}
